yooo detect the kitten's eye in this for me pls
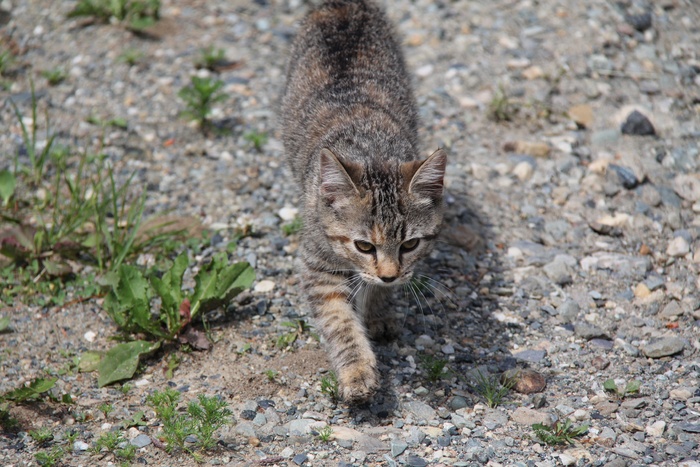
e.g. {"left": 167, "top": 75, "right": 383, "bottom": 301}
{"left": 354, "top": 240, "right": 376, "bottom": 253}
{"left": 401, "top": 238, "right": 419, "bottom": 252}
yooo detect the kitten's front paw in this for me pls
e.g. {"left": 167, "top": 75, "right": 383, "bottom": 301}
{"left": 339, "top": 364, "right": 379, "bottom": 403}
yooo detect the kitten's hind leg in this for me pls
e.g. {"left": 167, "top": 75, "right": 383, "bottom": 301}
{"left": 359, "top": 286, "right": 400, "bottom": 342}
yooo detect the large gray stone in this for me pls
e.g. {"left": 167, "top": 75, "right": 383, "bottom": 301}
{"left": 403, "top": 400, "right": 436, "bottom": 422}
{"left": 641, "top": 337, "right": 685, "bottom": 358}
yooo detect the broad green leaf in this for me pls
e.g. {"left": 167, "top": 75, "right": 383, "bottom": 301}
{"left": 0, "top": 169, "right": 16, "bottom": 205}
{"left": 103, "top": 265, "right": 160, "bottom": 336}
{"left": 191, "top": 260, "right": 254, "bottom": 317}
{"left": 603, "top": 379, "right": 618, "bottom": 393}
{"left": 0, "top": 317, "right": 10, "bottom": 333}
{"left": 151, "top": 252, "right": 187, "bottom": 314}
{"left": 96, "top": 271, "right": 119, "bottom": 289}
{"left": 625, "top": 380, "right": 641, "bottom": 394}
{"left": 3, "top": 377, "right": 58, "bottom": 402}
{"left": 97, "top": 340, "right": 160, "bottom": 387}
{"left": 78, "top": 351, "right": 103, "bottom": 373}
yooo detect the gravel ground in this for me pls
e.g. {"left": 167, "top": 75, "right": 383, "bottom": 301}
{"left": 1, "top": 0, "right": 700, "bottom": 466}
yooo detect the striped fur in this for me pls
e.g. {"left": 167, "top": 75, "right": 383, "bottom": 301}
{"left": 281, "top": 0, "right": 446, "bottom": 402}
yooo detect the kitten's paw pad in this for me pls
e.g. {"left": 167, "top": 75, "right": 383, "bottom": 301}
{"left": 368, "top": 319, "right": 400, "bottom": 342}
{"left": 339, "top": 366, "right": 379, "bottom": 403}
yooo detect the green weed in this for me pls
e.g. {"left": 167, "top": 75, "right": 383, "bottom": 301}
{"left": 265, "top": 369, "right": 278, "bottom": 382}
{"left": 41, "top": 68, "right": 67, "bottom": 86}
{"left": 419, "top": 353, "right": 449, "bottom": 382}
{"left": 532, "top": 419, "right": 588, "bottom": 445}
{"left": 68, "top": 0, "right": 160, "bottom": 30}
{"left": 320, "top": 371, "right": 339, "bottom": 402}
{"left": 187, "top": 394, "right": 232, "bottom": 450}
{"left": 0, "top": 404, "right": 20, "bottom": 432}
{"left": 86, "top": 115, "right": 128, "bottom": 129}
{"left": 92, "top": 430, "right": 123, "bottom": 453}
{"left": 147, "top": 389, "right": 231, "bottom": 454}
{"left": 276, "top": 319, "right": 318, "bottom": 349}
{"left": 281, "top": 216, "right": 303, "bottom": 236}
{"left": 34, "top": 446, "right": 64, "bottom": 467}
{"left": 1, "top": 376, "right": 57, "bottom": 402}
{"left": 29, "top": 427, "right": 54, "bottom": 446}
{"left": 118, "top": 48, "right": 144, "bottom": 66}
{"left": 471, "top": 369, "right": 513, "bottom": 408}
{"left": 488, "top": 85, "right": 518, "bottom": 122}
{"left": 603, "top": 378, "right": 641, "bottom": 399}
{"left": 317, "top": 425, "right": 333, "bottom": 442}
{"left": 196, "top": 46, "right": 226, "bottom": 71}
{"left": 178, "top": 76, "right": 228, "bottom": 130}
{"left": 98, "top": 403, "right": 114, "bottom": 418}
{"left": 243, "top": 130, "right": 268, "bottom": 152}
{"left": 120, "top": 410, "right": 146, "bottom": 430}
{"left": 0, "top": 49, "right": 14, "bottom": 76}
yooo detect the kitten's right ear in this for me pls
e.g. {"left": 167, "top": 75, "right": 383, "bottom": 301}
{"left": 319, "top": 148, "right": 360, "bottom": 205}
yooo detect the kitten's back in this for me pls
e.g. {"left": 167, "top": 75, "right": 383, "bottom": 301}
{"left": 281, "top": 0, "right": 419, "bottom": 184}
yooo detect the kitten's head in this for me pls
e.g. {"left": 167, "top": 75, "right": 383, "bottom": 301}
{"left": 317, "top": 148, "right": 447, "bottom": 286}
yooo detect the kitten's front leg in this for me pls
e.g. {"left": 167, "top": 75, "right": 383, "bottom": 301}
{"left": 305, "top": 272, "right": 379, "bottom": 403}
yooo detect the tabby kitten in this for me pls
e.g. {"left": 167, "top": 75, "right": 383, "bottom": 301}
{"left": 281, "top": 0, "right": 447, "bottom": 402}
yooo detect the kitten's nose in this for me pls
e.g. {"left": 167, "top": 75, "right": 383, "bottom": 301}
{"left": 380, "top": 276, "right": 397, "bottom": 283}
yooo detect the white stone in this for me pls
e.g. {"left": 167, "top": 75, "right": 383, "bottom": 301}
{"left": 83, "top": 331, "right": 96, "bottom": 342}
{"left": 667, "top": 236, "right": 690, "bottom": 257}
{"left": 507, "top": 247, "right": 523, "bottom": 260}
{"left": 254, "top": 280, "right": 276, "bottom": 293}
{"left": 645, "top": 420, "right": 666, "bottom": 437}
{"left": 558, "top": 453, "right": 576, "bottom": 466}
{"left": 280, "top": 446, "right": 295, "bottom": 458}
{"left": 416, "top": 64, "right": 434, "bottom": 77}
{"left": 74, "top": 441, "right": 89, "bottom": 451}
{"left": 513, "top": 161, "right": 534, "bottom": 181}
{"left": 134, "top": 378, "right": 149, "bottom": 387}
{"left": 278, "top": 206, "right": 299, "bottom": 221}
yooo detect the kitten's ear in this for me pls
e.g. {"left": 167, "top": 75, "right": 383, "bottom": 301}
{"left": 319, "top": 148, "right": 360, "bottom": 204}
{"left": 407, "top": 148, "right": 447, "bottom": 200}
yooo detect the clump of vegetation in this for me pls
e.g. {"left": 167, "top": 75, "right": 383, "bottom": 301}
{"left": 34, "top": 446, "right": 64, "bottom": 467}
{"left": 1, "top": 85, "right": 194, "bottom": 308}
{"left": 68, "top": 0, "right": 161, "bottom": 30}
{"left": 41, "top": 68, "right": 67, "bottom": 86}
{"left": 488, "top": 85, "right": 519, "bottom": 122}
{"left": 29, "top": 427, "right": 54, "bottom": 446}
{"left": 276, "top": 318, "right": 318, "bottom": 349}
{"left": 147, "top": 389, "right": 231, "bottom": 455}
{"left": 320, "top": 371, "right": 339, "bottom": 403}
{"left": 281, "top": 216, "right": 303, "bottom": 236}
{"left": 118, "top": 48, "right": 144, "bottom": 66}
{"left": 603, "top": 378, "right": 641, "bottom": 399}
{"left": 1, "top": 377, "right": 58, "bottom": 402}
{"left": 0, "top": 404, "right": 21, "bottom": 432}
{"left": 243, "top": 130, "right": 268, "bottom": 152}
{"left": 471, "top": 369, "right": 513, "bottom": 408}
{"left": 317, "top": 425, "right": 333, "bottom": 442}
{"left": 178, "top": 76, "right": 228, "bottom": 132}
{"left": 419, "top": 353, "right": 450, "bottom": 382}
{"left": 0, "top": 48, "right": 14, "bottom": 77}
{"left": 196, "top": 46, "right": 226, "bottom": 71}
{"left": 265, "top": 369, "right": 278, "bottom": 382}
{"left": 532, "top": 419, "right": 588, "bottom": 445}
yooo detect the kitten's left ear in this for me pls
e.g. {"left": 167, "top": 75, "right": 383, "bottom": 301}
{"left": 407, "top": 148, "right": 447, "bottom": 200}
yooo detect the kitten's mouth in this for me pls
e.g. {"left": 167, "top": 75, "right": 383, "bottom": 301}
{"left": 360, "top": 272, "right": 411, "bottom": 286}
